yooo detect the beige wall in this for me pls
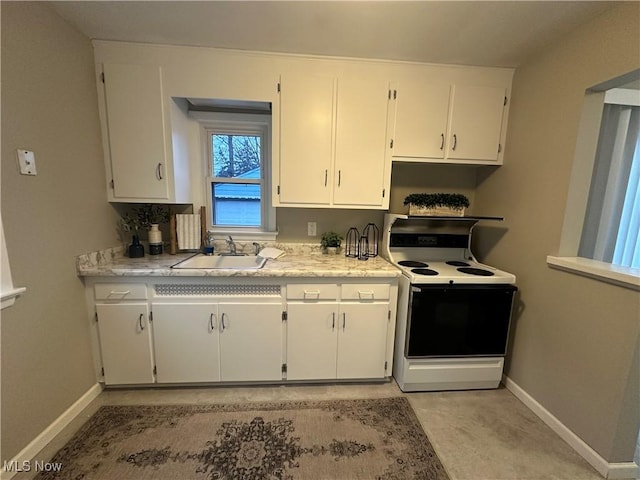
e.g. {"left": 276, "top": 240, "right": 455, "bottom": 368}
{"left": 473, "top": 3, "right": 640, "bottom": 462}
{"left": 1, "top": 2, "right": 118, "bottom": 461}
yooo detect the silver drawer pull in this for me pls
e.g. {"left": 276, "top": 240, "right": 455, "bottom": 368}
{"left": 358, "top": 290, "right": 375, "bottom": 299}
{"left": 108, "top": 290, "right": 131, "bottom": 297}
{"left": 138, "top": 314, "right": 144, "bottom": 331}
{"left": 303, "top": 290, "right": 321, "bottom": 299}
{"left": 209, "top": 313, "right": 216, "bottom": 331}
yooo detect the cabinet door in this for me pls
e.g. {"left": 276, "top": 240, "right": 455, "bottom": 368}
{"left": 392, "top": 82, "right": 451, "bottom": 159}
{"left": 96, "top": 303, "right": 154, "bottom": 385}
{"left": 278, "top": 73, "right": 335, "bottom": 205}
{"left": 333, "top": 78, "right": 390, "bottom": 207}
{"left": 286, "top": 303, "right": 338, "bottom": 380}
{"left": 218, "top": 303, "right": 283, "bottom": 381}
{"left": 447, "top": 85, "right": 506, "bottom": 161}
{"left": 103, "top": 63, "right": 169, "bottom": 200}
{"left": 152, "top": 303, "right": 220, "bottom": 383}
{"left": 336, "top": 303, "right": 389, "bottom": 379}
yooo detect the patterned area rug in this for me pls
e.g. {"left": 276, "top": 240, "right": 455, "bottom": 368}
{"left": 35, "top": 397, "right": 449, "bottom": 480}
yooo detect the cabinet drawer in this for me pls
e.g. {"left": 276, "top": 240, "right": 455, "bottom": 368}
{"left": 341, "top": 284, "right": 390, "bottom": 301}
{"left": 287, "top": 284, "right": 338, "bottom": 300}
{"left": 94, "top": 283, "right": 147, "bottom": 300}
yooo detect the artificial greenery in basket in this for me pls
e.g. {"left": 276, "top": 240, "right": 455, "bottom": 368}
{"left": 403, "top": 193, "right": 470, "bottom": 216}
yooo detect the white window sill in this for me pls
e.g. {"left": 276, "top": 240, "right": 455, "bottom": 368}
{"left": 547, "top": 256, "right": 640, "bottom": 291}
{"left": 1, "top": 287, "right": 27, "bottom": 310}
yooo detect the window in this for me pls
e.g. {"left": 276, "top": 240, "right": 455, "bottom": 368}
{"left": 208, "top": 129, "right": 263, "bottom": 227}
{"left": 549, "top": 70, "right": 640, "bottom": 289}
{"left": 193, "top": 110, "right": 276, "bottom": 239}
{"left": 579, "top": 93, "right": 640, "bottom": 268}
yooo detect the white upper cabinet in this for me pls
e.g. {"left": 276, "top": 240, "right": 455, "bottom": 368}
{"left": 276, "top": 72, "right": 391, "bottom": 209}
{"left": 446, "top": 85, "right": 508, "bottom": 162}
{"left": 392, "top": 83, "right": 451, "bottom": 159}
{"left": 278, "top": 74, "right": 335, "bottom": 206}
{"left": 99, "top": 63, "right": 193, "bottom": 203}
{"left": 390, "top": 81, "right": 508, "bottom": 165}
{"left": 333, "top": 77, "right": 391, "bottom": 207}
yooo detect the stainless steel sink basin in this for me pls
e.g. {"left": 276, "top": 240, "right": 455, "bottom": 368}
{"left": 172, "top": 254, "right": 267, "bottom": 270}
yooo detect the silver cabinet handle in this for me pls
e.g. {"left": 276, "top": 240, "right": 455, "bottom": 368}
{"left": 221, "top": 313, "right": 227, "bottom": 331}
{"left": 156, "top": 163, "right": 163, "bottom": 180}
{"left": 209, "top": 313, "right": 216, "bottom": 331}
{"left": 342, "top": 312, "right": 346, "bottom": 331}
{"left": 324, "top": 169, "right": 328, "bottom": 186}
{"left": 332, "top": 312, "right": 336, "bottom": 330}
{"left": 440, "top": 133, "right": 445, "bottom": 150}
{"left": 138, "top": 314, "right": 144, "bottom": 331}
{"left": 338, "top": 170, "right": 341, "bottom": 187}
{"left": 108, "top": 290, "right": 130, "bottom": 297}
{"left": 452, "top": 134, "right": 457, "bottom": 151}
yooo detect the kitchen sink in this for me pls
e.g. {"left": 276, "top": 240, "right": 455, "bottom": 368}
{"left": 172, "top": 254, "right": 267, "bottom": 270}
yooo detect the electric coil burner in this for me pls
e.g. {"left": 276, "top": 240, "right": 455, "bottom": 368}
{"left": 382, "top": 213, "right": 517, "bottom": 392}
{"left": 398, "top": 260, "right": 428, "bottom": 268}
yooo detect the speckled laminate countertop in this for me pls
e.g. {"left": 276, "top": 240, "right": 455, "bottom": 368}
{"left": 76, "top": 245, "right": 400, "bottom": 278}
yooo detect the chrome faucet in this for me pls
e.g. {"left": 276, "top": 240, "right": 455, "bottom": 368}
{"left": 226, "top": 236, "right": 237, "bottom": 255}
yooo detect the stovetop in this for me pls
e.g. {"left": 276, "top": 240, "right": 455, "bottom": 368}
{"left": 393, "top": 258, "right": 516, "bottom": 284}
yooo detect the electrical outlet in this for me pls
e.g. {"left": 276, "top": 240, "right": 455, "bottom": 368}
{"left": 307, "top": 222, "right": 317, "bottom": 236}
{"left": 17, "top": 149, "right": 37, "bottom": 176}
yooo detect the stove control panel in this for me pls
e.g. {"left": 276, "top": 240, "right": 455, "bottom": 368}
{"left": 389, "top": 233, "right": 468, "bottom": 248}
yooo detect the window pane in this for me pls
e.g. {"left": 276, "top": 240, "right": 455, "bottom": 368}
{"left": 212, "top": 183, "right": 261, "bottom": 226}
{"left": 212, "top": 134, "right": 261, "bottom": 178}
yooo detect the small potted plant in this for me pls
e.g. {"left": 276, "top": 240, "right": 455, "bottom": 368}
{"left": 403, "top": 193, "right": 470, "bottom": 217}
{"left": 321, "top": 231, "right": 343, "bottom": 255}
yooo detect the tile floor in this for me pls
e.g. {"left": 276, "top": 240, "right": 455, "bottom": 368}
{"left": 17, "top": 381, "right": 609, "bottom": 480}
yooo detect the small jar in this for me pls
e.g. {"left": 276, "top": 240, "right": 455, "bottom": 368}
{"left": 148, "top": 224, "right": 163, "bottom": 255}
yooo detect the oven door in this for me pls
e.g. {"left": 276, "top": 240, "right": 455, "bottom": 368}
{"left": 406, "top": 284, "right": 517, "bottom": 358}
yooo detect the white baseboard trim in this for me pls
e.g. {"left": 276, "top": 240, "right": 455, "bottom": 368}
{"left": 503, "top": 375, "right": 639, "bottom": 479}
{"left": 1, "top": 383, "right": 102, "bottom": 480}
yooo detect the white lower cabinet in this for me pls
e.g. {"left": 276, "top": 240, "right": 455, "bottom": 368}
{"left": 218, "top": 303, "right": 284, "bottom": 382}
{"left": 152, "top": 303, "right": 221, "bottom": 383}
{"left": 96, "top": 303, "right": 154, "bottom": 385}
{"left": 152, "top": 302, "right": 283, "bottom": 383}
{"left": 336, "top": 303, "right": 389, "bottom": 379}
{"left": 90, "top": 279, "right": 396, "bottom": 386}
{"left": 286, "top": 303, "right": 339, "bottom": 380}
{"left": 286, "top": 285, "right": 390, "bottom": 380}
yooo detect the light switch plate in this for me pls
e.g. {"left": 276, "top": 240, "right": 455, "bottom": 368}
{"left": 17, "top": 150, "right": 37, "bottom": 176}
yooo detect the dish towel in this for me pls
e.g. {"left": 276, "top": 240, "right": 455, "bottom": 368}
{"left": 176, "top": 214, "right": 201, "bottom": 250}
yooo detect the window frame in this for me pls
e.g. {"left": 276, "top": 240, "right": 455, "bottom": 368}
{"left": 550, "top": 70, "right": 640, "bottom": 291}
{"left": 196, "top": 111, "right": 277, "bottom": 240}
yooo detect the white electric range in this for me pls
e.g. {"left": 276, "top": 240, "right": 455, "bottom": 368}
{"left": 382, "top": 213, "right": 518, "bottom": 392}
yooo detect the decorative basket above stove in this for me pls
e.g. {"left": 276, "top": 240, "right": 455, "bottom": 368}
{"left": 403, "top": 193, "right": 470, "bottom": 217}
